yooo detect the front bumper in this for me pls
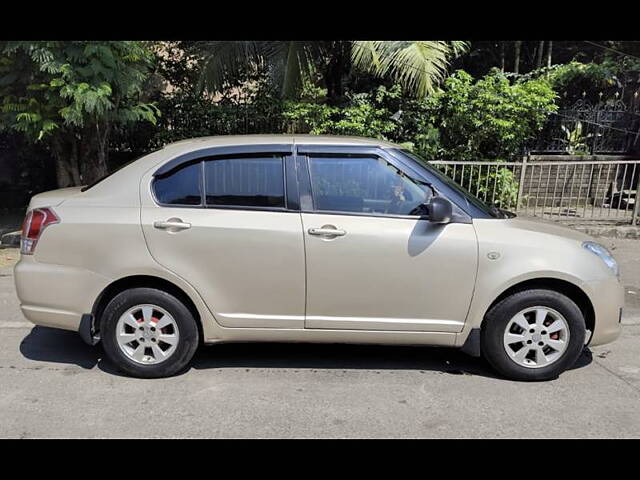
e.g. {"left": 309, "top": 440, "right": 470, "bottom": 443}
{"left": 582, "top": 275, "right": 624, "bottom": 346}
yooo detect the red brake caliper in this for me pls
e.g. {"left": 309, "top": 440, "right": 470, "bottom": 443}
{"left": 151, "top": 316, "right": 166, "bottom": 334}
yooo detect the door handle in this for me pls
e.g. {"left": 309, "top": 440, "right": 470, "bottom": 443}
{"left": 153, "top": 218, "right": 191, "bottom": 232}
{"left": 308, "top": 226, "right": 346, "bottom": 237}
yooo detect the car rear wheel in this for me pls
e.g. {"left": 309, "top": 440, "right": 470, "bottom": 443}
{"left": 481, "top": 289, "right": 586, "bottom": 381}
{"left": 101, "top": 288, "right": 199, "bottom": 378}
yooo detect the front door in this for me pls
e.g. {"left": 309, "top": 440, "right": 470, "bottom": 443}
{"left": 300, "top": 151, "right": 478, "bottom": 332}
{"left": 141, "top": 150, "right": 306, "bottom": 329}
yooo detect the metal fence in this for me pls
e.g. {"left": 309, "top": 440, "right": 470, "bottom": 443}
{"left": 431, "top": 158, "right": 640, "bottom": 224}
{"left": 529, "top": 98, "right": 640, "bottom": 155}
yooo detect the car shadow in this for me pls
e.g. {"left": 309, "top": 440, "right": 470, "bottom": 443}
{"left": 19, "top": 326, "right": 101, "bottom": 369}
{"left": 19, "top": 326, "right": 594, "bottom": 381}
{"left": 190, "top": 342, "right": 503, "bottom": 378}
{"left": 190, "top": 341, "right": 593, "bottom": 380}
{"left": 406, "top": 221, "right": 445, "bottom": 257}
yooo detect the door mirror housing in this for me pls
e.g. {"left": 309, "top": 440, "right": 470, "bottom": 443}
{"left": 427, "top": 196, "right": 452, "bottom": 224}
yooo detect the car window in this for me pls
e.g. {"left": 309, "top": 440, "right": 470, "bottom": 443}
{"left": 204, "top": 156, "right": 285, "bottom": 208}
{"left": 397, "top": 149, "right": 503, "bottom": 218}
{"left": 153, "top": 161, "right": 202, "bottom": 206}
{"left": 307, "top": 155, "right": 432, "bottom": 215}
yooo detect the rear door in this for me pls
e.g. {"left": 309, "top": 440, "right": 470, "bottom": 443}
{"left": 297, "top": 146, "right": 478, "bottom": 332}
{"left": 140, "top": 145, "right": 306, "bottom": 329}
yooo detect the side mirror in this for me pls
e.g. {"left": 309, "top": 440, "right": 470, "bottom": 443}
{"left": 427, "top": 196, "right": 452, "bottom": 224}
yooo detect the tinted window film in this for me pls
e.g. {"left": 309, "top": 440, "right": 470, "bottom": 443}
{"left": 153, "top": 161, "right": 202, "bottom": 206}
{"left": 308, "top": 156, "right": 432, "bottom": 215}
{"left": 204, "top": 156, "right": 285, "bottom": 208}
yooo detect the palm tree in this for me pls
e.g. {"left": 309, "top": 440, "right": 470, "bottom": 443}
{"left": 351, "top": 41, "right": 467, "bottom": 98}
{"left": 194, "top": 41, "right": 467, "bottom": 102}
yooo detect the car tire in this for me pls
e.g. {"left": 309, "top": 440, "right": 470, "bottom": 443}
{"left": 481, "top": 289, "right": 586, "bottom": 381}
{"left": 100, "top": 287, "right": 199, "bottom": 378}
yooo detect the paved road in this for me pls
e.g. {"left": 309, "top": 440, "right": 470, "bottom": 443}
{"left": 1, "top": 238, "right": 640, "bottom": 438}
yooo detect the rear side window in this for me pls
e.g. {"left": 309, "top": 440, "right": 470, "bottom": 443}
{"left": 153, "top": 162, "right": 202, "bottom": 206}
{"left": 204, "top": 156, "right": 285, "bottom": 208}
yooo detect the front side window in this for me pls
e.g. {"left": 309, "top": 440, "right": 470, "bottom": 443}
{"left": 397, "top": 149, "right": 503, "bottom": 218}
{"left": 153, "top": 161, "right": 202, "bottom": 206}
{"left": 204, "top": 156, "right": 285, "bottom": 208}
{"left": 307, "top": 156, "right": 432, "bottom": 215}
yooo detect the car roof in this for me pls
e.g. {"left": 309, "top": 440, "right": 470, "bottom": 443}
{"left": 78, "top": 135, "right": 403, "bottom": 205}
{"left": 162, "top": 134, "right": 401, "bottom": 150}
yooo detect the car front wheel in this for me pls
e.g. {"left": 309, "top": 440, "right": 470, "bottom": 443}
{"left": 481, "top": 289, "right": 586, "bottom": 381}
{"left": 100, "top": 287, "right": 199, "bottom": 378}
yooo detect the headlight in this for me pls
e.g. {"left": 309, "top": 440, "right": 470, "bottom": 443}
{"left": 582, "top": 241, "right": 619, "bottom": 277}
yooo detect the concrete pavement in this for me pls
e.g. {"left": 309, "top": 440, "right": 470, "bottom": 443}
{"left": 1, "top": 238, "right": 640, "bottom": 438}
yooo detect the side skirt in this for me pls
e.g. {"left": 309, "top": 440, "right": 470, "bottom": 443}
{"left": 202, "top": 328, "right": 457, "bottom": 348}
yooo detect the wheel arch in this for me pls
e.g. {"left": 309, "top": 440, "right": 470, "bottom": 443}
{"left": 481, "top": 277, "right": 595, "bottom": 336}
{"left": 92, "top": 275, "right": 204, "bottom": 342}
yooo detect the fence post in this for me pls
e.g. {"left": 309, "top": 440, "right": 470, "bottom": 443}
{"left": 632, "top": 168, "right": 640, "bottom": 226}
{"left": 591, "top": 116, "right": 599, "bottom": 154}
{"left": 517, "top": 155, "right": 528, "bottom": 212}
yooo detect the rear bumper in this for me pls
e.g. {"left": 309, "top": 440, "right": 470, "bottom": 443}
{"left": 14, "top": 256, "right": 110, "bottom": 332}
{"left": 20, "top": 304, "right": 82, "bottom": 331}
{"left": 582, "top": 276, "right": 624, "bottom": 346}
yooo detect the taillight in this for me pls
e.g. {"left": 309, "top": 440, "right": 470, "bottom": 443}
{"left": 20, "top": 207, "right": 60, "bottom": 255}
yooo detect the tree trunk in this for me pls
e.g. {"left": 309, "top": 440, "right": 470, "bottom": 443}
{"left": 500, "top": 42, "right": 505, "bottom": 72}
{"left": 54, "top": 156, "right": 73, "bottom": 188}
{"left": 77, "top": 123, "right": 110, "bottom": 185}
{"left": 51, "top": 136, "right": 80, "bottom": 188}
{"left": 69, "top": 137, "right": 81, "bottom": 185}
{"left": 536, "top": 40, "right": 545, "bottom": 68}
{"left": 322, "top": 41, "right": 350, "bottom": 105}
{"left": 514, "top": 41, "right": 522, "bottom": 74}
{"left": 50, "top": 126, "right": 111, "bottom": 187}
{"left": 546, "top": 40, "right": 553, "bottom": 68}
{"left": 93, "top": 122, "right": 110, "bottom": 182}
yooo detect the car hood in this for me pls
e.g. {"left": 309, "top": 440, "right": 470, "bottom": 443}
{"left": 503, "top": 216, "right": 594, "bottom": 243}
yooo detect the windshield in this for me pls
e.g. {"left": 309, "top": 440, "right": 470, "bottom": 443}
{"left": 398, "top": 150, "right": 509, "bottom": 219}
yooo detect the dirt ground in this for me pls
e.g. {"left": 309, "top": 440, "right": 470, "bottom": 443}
{"left": 0, "top": 248, "right": 18, "bottom": 268}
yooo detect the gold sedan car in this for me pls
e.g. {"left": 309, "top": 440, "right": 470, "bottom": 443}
{"left": 14, "top": 135, "right": 623, "bottom": 380}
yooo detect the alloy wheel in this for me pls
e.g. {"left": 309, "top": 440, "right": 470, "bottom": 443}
{"left": 115, "top": 304, "right": 180, "bottom": 365}
{"left": 502, "top": 306, "right": 570, "bottom": 369}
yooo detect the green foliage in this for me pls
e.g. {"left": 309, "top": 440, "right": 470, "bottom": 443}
{"left": 282, "top": 85, "right": 399, "bottom": 138}
{"left": 523, "top": 59, "right": 640, "bottom": 106}
{"left": 484, "top": 167, "right": 519, "bottom": 208}
{"left": 123, "top": 45, "right": 559, "bottom": 175}
{"left": 0, "top": 41, "right": 159, "bottom": 141}
{"left": 0, "top": 41, "right": 160, "bottom": 185}
{"left": 538, "top": 61, "right": 620, "bottom": 105}
{"left": 351, "top": 41, "right": 468, "bottom": 98}
{"left": 5, "top": 40, "right": 640, "bottom": 207}
{"left": 195, "top": 41, "right": 466, "bottom": 101}
{"left": 432, "top": 69, "right": 558, "bottom": 161}
{"left": 435, "top": 163, "right": 519, "bottom": 209}
{"left": 423, "top": 67, "right": 558, "bottom": 207}
{"left": 560, "top": 121, "right": 591, "bottom": 155}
